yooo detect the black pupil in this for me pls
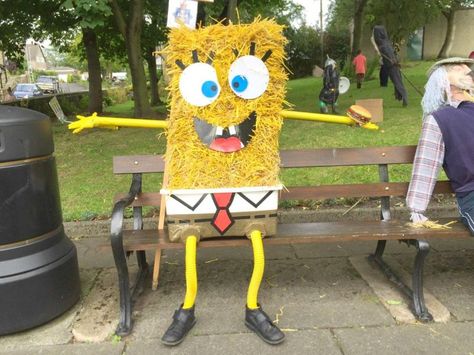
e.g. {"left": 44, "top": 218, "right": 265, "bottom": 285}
{"left": 233, "top": 82, "right": 239, "bottom": 88}
{"left": 211, "top": 85, "right": 217, "bottom": 92}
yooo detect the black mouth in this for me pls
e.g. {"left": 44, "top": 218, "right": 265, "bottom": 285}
{"left": 193, "top": 111, "right": 257, "bottom": 153}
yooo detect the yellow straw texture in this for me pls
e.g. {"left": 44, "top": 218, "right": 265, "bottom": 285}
{"left": 163, "top": 19, "right": 287, "bottom": 189}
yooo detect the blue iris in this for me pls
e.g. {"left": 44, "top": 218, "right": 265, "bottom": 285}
{"left": 231, "top": 75, "right": 248, "bottom": 93}
{"left": 201, "top": 80, "right": 219, "bottom": 98}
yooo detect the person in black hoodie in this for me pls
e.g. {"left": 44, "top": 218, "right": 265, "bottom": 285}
{"left": 371, "top": 25, "right": 408, "bottom": 106}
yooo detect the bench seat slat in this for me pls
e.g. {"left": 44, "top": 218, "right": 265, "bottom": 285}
{"left": 122, "top": 218, "right": 469, "bottom": 251}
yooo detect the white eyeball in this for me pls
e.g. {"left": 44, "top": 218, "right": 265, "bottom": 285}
{"left": 179, "top": 62, "right": 221, "bottom": 107}
{"left": 228, "top": 55, "right": 269, "bottom": 99}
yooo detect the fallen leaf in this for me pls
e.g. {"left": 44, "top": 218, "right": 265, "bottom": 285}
{"left": 386, "top": 300, "right": 402, "bottom": 305}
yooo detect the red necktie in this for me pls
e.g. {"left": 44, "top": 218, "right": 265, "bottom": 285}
{"left": 211, "top": 192, "right": 234, "bottom": 234}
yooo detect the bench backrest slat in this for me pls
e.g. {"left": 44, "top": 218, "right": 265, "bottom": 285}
{"left": 281, "top": 181, "right": 452, "bottom": 200}
{"left": 113, "top": 146, "right": 419, "bottom": 174}
{"left": 113, "top": 155, "right": 165, "bottom": 174}
{"left": 115, "top": 181, "right": 453, "bottom": 207}
{"left": 280, "top": 146, "right": 417, "bottom": 167}
{"left": 113, "top": 145, "right": 455, "bottom": 207}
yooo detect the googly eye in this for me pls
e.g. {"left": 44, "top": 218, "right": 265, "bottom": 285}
{"left": 228, "top": 55, "right": 269, "bottom": 99}
{"left": 179, "top": 63, "right": 221, "bottom": 107}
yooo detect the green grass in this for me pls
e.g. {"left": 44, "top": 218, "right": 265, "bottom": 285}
{"left": 54, "top": 60, "right": 435, "bottom": 221}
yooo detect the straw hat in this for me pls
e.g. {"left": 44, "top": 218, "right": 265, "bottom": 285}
{"left": 427, "top": 57, "right": 474, "bottom": 76}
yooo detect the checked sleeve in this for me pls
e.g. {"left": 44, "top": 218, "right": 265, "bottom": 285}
{"left": 406, "top": 115, "right": 445, "bottom": 221}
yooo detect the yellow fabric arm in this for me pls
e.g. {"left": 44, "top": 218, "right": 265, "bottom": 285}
{"left": 68, "top": 112, "right": 169, "bottom": 134}
{"left": 280, "top": 110, "right": 379, "bottom": 130}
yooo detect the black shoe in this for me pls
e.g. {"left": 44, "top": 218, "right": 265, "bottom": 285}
{"left": 161, "top": 305, "right": 196, "bottom": 346}
{"left": 245, "top": 306, "right": 285, "bottom": 345}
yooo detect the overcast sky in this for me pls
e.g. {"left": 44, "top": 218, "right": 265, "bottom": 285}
{"left": 292, "top": 0, "right": 331, "bottom": 28}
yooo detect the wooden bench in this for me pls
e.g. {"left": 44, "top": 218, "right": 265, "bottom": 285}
{"left": 110, "top": 145, "right": 471, "bottom": 336}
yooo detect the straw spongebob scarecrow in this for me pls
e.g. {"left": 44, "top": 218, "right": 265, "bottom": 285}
{"left": 70, "top": 19, "right": 376, "bottom": 346}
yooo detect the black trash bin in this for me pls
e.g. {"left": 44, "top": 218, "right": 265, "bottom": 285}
{"left": 0, "top": 106, "right": 81, "bottom": 335}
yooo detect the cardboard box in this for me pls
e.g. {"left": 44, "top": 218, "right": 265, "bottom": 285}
{"left": 312, "top": 65, "right": 324, "bottom": 78}
{"left": 355, "top": 99, "right": 384, "bottom": 123}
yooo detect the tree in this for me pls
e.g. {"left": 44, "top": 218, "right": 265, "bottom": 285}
{"left": 366, "top": 1, "right": 440, "bottom": 45}
{"left": 285, "top": 25, "right": 321, "bottom": 78}
{"left": 142, "top": 0, "right": 167, "bottom": 106}
{"left": 62, "top": 0, "right": 113, "bottom": 114}
{"left": 0, "top": 1, "right": 66, "bottom": 64}
{"left": 199, "top": 0, "right": 302, "bottom": 26}
{"left": 352, "top": 0, "right": 369, "bottom": 57}
{"left": 435, "top": 0, "right": 474, "bottom": 58}
{"left": 110, "top": 0, "right": 151, "bottom": 117}
{"left": 327, "top": 0, "right": 368, "bottom": 57}
{"left": 0, "top": 0, "right": 112, "bottom": 114}
{"left": 328, "top": 0, "right": 444, "bottom": 56}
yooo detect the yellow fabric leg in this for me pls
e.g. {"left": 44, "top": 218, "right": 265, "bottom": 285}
{"left": 247, "top": 230, "right": 265, "bottom": 310}
{"left": 183, "top": 236, "right": 198, "bottom": 309}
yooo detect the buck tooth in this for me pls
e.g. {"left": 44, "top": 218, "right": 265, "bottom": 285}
{"left": 216, "top": 126, "right": 223, "bottom": 135}
{"left": 228, "top": 125, "right": 236, "bottom": 135}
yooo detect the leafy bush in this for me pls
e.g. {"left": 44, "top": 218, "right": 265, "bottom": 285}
{"left": 285, "top": 25, "right": 322, "bottom": 79}
{"left": 32, "top": 70, "right": 57, "bottom": 82}
{"left": 67, "top": 74, "right": 82, "bottom": 83}
{"left": 365, "top": 58, "right": 379, "bottom": 80}
{"left": 57, "top": 94, "right": 89, "bottom": 115}
{"left": 104, "top": 87, "right": 129, "bottom": 106}
{"left": 324, "top": 31, "right": 351, "bottom": 70}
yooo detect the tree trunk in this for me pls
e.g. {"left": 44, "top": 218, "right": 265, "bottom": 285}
{"left": 219, "top": 0, "right": 238, "bottom": 25}
{"left": 126, "top": 36, "right": 151, "bottom": 117}
{"left": 82, "top": 28, "right": 103, "bottom": 114}
{"left": 227, "top": 0, "right": 238, "bottom": 23}
{"left": 110, "top": 0, "right": 151, "bottom": 117}
{"left": 197, "top": 2, "right": 206, "bottom": 27}
{"left": 437, "top": 10, "right": 456, "bottom": 58}
{"left": 146, "top": 48, "right": 161, "bottom": 106}
{"left": 351, "top": 0, "right": 368, "bottom": 57}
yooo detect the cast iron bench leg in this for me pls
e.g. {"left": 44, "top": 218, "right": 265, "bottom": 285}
{"left": 131, "top": 205, "right": 149, "bottom": 301}
{"left": 111, "top": 232, "right": 132, "bottom": 336}
{"left": 369, "top": 239, "right": 433, "bottom": 322}
{"left": 132, "top": 250, "right": 149, "bottom": 300}
{"left": 110, "top": 174, "right": 143, "bottom": 336}
{"left": 412, "top": 240, "right": 433, "bottom": 322}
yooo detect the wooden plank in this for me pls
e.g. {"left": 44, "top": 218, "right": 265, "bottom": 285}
{"left": 114, "top": 181, "right": 453, "bottom": 206}
{"left": 114, "top": 192, "right": 162, "bottom": 206}
{"left": 113, "top": 155, "right": 165, "bottom": 174}
{"left": 281, "top": 181, "right": 453, "bottom": 200}
{"left": 122, "top": 218, "right": 470, "bottom": 251}
{"left": 280, "top": 146, "right": 417, "bottom": 168}
{"left": 113, "top": 146, "right": 418, "bottom": 175}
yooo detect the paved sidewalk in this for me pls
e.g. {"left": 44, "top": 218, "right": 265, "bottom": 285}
{"left": 2, "top": 223, "right": 474, "bottom": 354}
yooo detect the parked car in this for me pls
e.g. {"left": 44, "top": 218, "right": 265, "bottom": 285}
{"left": 13, "top": 84, "right": 44, "bottom": 99}
{"left": 111, "top": 72, "right": 127, "bottom": 82}
{"left": 35, "top": 75, "right": 60, "bottom": 94}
